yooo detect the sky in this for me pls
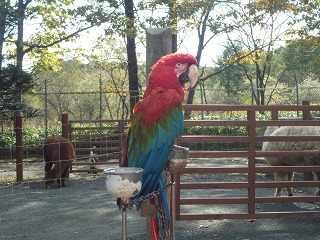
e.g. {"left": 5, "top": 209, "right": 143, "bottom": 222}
{"left": 58, "top": 24, "right": 224, "bottom": 70}
{"left": 20, "top": 0, "right": 294, "bottom": 71}
{"left": 61, "top": 1, "right": 226, "bottom": 68}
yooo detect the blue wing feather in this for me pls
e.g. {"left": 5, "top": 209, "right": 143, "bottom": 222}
{"left": 123, "top": 88, "right": 184, "bottom": 237}
{"left": 125, "top": 89, "right": 184, "bottom": 198}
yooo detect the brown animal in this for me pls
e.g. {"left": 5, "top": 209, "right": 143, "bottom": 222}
{"left": 44, "top": 136, "right": 75, "bottom": 189}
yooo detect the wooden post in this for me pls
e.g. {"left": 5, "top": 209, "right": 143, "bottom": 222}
{"left": 15, "top": 115, "right": 23, "bottom": 182}
{"left": 145, "top": 28, "right": 172, "bottom": 240}
{"left": 146, "top": 28, "right": 172, "bottom": 79}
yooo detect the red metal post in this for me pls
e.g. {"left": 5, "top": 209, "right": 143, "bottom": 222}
{"left": 174, "top": 172, "right": 181, "bottom": 220}
{"left": 247, "top": 110, "right": 256, "bottom": 215}
{"left": 119, "top": 120, "right": 125, "bottom": 166}
{"left": 15, "top": 115, "right": 23, "bottom": 182}
{"left": 271, "top": 110, "right": 278, "bottom": 120}
{"left": 302, "top": 101, "right": 313, "bottom": 181}
{"left": 302, "top": 101, "right": 311, "bottom": 121}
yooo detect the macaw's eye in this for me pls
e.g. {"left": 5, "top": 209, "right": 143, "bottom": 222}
{"left": 175, "top": 63, "right": 184, "bottom": 69}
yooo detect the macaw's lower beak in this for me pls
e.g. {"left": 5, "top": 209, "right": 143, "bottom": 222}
{"left": 179, "top": 64, "right": 199, "bottom": 90}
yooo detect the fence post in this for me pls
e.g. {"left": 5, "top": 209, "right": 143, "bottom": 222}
{"left": 119, "top": 120, "right": 125, "bottom": 166}
{"left": 173, "top": 172, "right": 181, "bottom": 220}
{"left": 61, "top": 113, "right": 69, "bottom": 140}
{"left": 247, "top": 110, "right": 256, "bottom": 216}
{"left": 15, "top": 115, "right": 23, "bottom": 182}
{"left": 302, "top": 101, "right": 311, "bottom": 120}
{"left": 302, "top": 101, "right": 313, "bottom": 181}
{"left": 271, "top": 110, "right": 278, "bottom": 120}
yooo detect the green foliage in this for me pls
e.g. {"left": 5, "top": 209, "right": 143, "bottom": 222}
{"left": 71, "top": 121, "right": 120, "bottom": 141}
{"left": 185, "top": 111, "right": 248, "bottom": 138}
{"left": 0, "top": 131, "right": 15, "bottom": 148}
{"left": 280, "top": 40, "right": 320, "bottom": 83}
{"left": 0, "top": 122, "right": 61, "bottom": 148}
{"left": 0, "top": 65, "right": 40, "bottom": 119}
{"left": 216, "top": 42, "right": 247, "bottom": 99}
{"left": 296, "top": 77, "right": 320, "bottom": 104}
{"left": 30, "top": 59, "right": 136, "bottom": 120}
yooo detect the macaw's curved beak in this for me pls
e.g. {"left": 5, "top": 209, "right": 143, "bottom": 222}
{"left": 179, "top": 64, "right": 199, "bottom": 90}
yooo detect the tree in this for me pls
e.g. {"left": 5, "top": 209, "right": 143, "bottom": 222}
{"left": 216, "top": 42, "right": 246, "bottom": 99}
{"left": 1, "top": 0, "right": 110, "bottom": 118}
{"left": 177, "top": 0, "right": 238, "bottom": 106}
{"left": 0, "top": 1, "right": 16, "bottom": 69}
{"left": 124, "top": 0, "right": 139, "bottom": 115}
{"left": 219, "top": 1, "right": 299, "bottom": 105}
{"left": 0, "top": 64, "right": 38, "bottom": 120}
{"left": 281, "top": 40, "right": 320, "bottom": 84}
{"left": 287, "top": 0, "right": 320, "bottom": 46}
{"left": 297, "top": 77, "right": 320, "bottom": 104}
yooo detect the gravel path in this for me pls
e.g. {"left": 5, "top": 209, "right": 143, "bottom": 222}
{"left": 1, "top": 159, "right": 320, "bottom": 240}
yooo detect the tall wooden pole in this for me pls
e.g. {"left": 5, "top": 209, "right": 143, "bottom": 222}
{"left": 146, "top": 28, "right": 172, "bottom": 79}
{"left": 145, "top": 28, "right": 172, "bottom": 239}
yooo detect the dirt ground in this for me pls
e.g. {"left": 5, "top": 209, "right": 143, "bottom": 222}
{"left": 1, "top": 158, "right": 320, "bottom": 240}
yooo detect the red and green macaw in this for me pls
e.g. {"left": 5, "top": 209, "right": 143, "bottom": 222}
{"left": 121, "top": 53, "right": 198, "bottom": 239}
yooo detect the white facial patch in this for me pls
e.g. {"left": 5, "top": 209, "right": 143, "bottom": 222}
{"left": 174, "top": 63, "right": 188, "bottom": 78}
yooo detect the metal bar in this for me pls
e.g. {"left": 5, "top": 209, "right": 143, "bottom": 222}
{"left": 15, "top": 115, "right": 23, "bottom": 182}
{"left": 189, "top": 151, "right": 249, "bottom": 158}
{"left": 182, "top": 167, "right": 249, "bottom": 174}
{"left": 179, "top": 211, "right": 320, "bottom": 221}
{"left": 174, "top": 173, "right": 181, "bottom": 221}
{"left": 122, "top": 208, "right": 127, "bottom": 240}
{"left": 180, "top": 198, "right": 249, "bottom": 205}
{"left": 180, "top": 182, "right": 249, "bottom": 189}
{"left": 247, "top": 110, "right": 256, "bottom": 215}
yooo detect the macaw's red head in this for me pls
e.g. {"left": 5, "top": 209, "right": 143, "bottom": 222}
{"left": 145, "top": 53, "right": 199, "bottom": 101}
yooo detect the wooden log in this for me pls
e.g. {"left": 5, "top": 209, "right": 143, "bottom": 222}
{"left": 145, "top": 28, "right": 172, "bottom": 240}
{"left": 146, "top": 28, "right": 172, "bottom": 79}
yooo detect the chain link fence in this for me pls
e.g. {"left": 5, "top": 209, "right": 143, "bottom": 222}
{"left": 19, "top": 85, "right": 320, "bottom": 122}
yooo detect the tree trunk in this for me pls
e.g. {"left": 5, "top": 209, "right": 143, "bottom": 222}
{"left": 14, "top": 0, "right": 28, "bottom": 121}
{"left": 0, "top": 4, "right": 8, "bottom": 69}
{"left": 124, "top": 0, "right": 139, "bottom": 116}
{"left": 168, "top": 0, "right": 177, "bottom": 53}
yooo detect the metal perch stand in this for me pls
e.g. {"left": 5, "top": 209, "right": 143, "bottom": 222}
{"left": 166, "top": 145, "right": 189, "bottom": 240}
{"left": 104, "top": 167, "right": 144, "bottom": 240}
{"left": 120, "top": 198, "right": 129, "bottom": 240}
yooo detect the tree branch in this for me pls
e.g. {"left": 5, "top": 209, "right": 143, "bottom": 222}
{"left": 23, "top": 25, "right": 94, "bottom": 54}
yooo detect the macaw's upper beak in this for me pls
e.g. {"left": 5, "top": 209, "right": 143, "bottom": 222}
{"left": 179, "top": 64, "right": 199, "bottom": 90}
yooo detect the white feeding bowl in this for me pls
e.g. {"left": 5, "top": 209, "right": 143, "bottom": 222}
{"left": 104, "top": 167, "right": 143, "bottom": 199}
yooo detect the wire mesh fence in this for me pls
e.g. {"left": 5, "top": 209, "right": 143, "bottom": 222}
{"left": 19, "top": 85, "right": 320, "bottom": 122}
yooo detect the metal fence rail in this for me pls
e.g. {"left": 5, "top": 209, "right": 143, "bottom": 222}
{"left": 173, "top": 103, "right": 320, "bottom": 221}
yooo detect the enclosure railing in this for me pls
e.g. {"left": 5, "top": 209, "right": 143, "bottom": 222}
{"left": 61, "top": 113, "right": 129, "bottom": 172}
{"left": 12, "top": 102, "right": 320, "bottom": 221}
{"left": 173, "top": 102, "right": 320, "bottom": 220}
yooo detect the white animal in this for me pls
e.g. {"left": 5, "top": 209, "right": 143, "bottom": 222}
{"left": 262, "top": 126, "right": 320, "bottom": 197}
